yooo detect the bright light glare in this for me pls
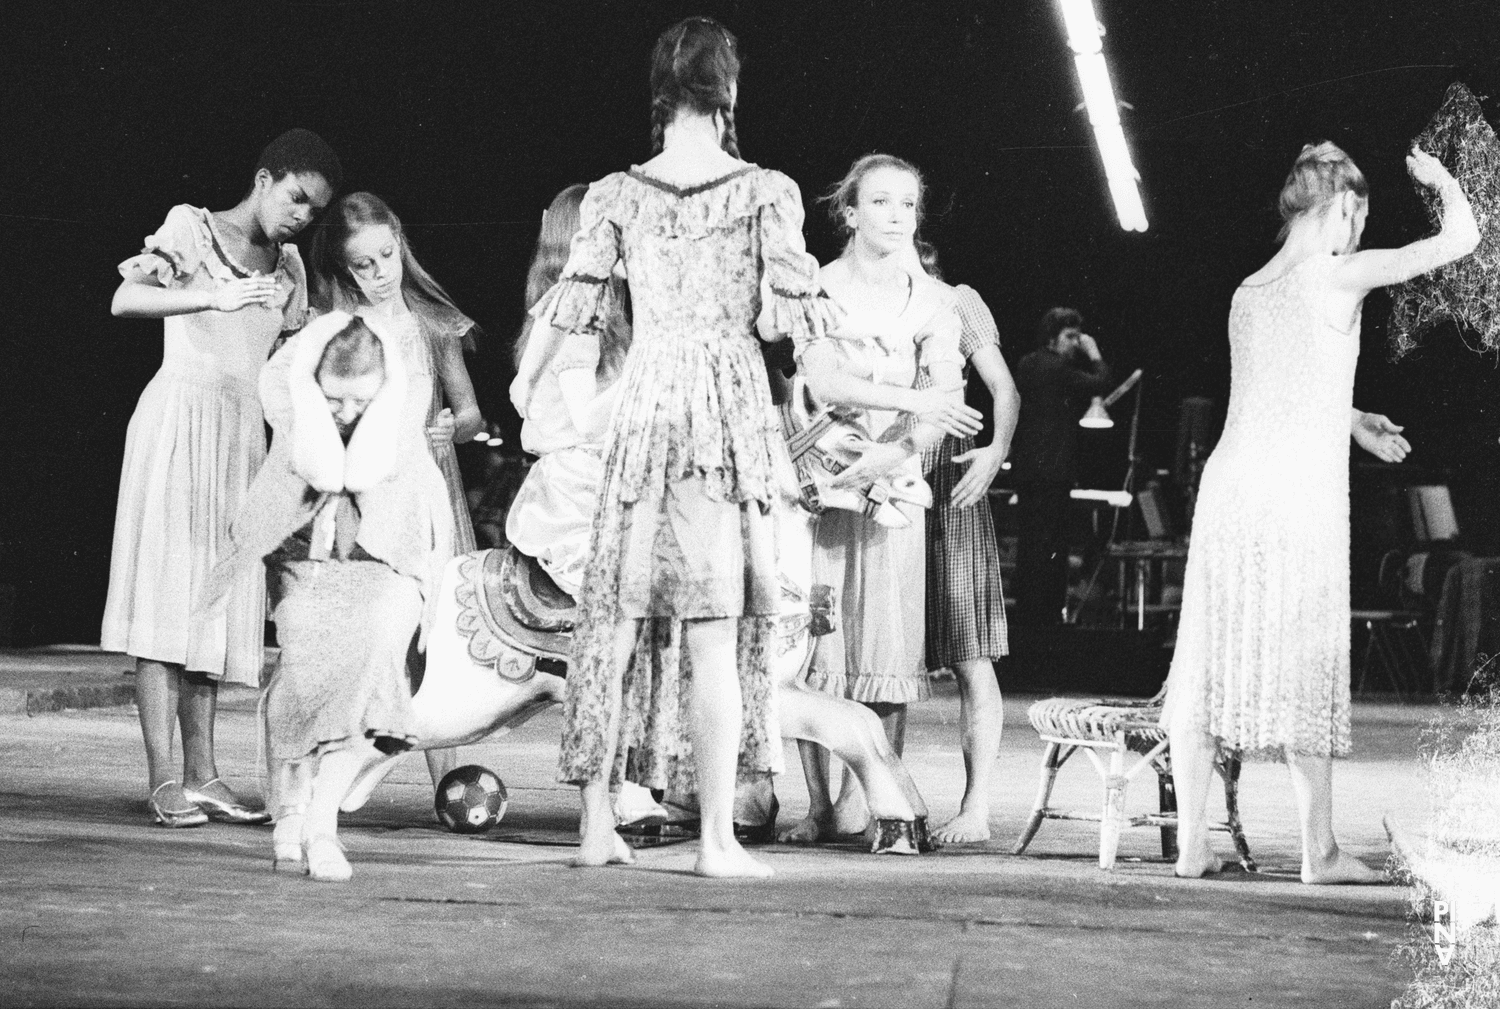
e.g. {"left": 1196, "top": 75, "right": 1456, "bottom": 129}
{"left": 1058, "top": 0, "right": 1148, "bottom": 232}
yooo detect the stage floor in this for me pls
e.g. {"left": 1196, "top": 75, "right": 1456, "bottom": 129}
{"left": 0, "top": 650, "right": 1432, "bottom": 1007}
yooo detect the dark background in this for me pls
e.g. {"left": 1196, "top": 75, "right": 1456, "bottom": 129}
{"left": 2, "top": 0, "right": 1498, "bottom": 645}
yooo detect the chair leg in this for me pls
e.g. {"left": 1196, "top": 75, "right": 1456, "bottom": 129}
{"left": 1099, "top": 744, "right": 1127, "bottom": 870}
{"left": 1014, "top": 742, "right": 1067, "bottom": 855}
{"left": 1156, "top": 759, "right": 1179, "bottom": 862}
{"left": 1214, "top": 747, "right": 1257, "bottom": 872}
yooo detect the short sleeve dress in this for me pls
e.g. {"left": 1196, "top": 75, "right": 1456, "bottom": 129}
{"left": 532, "top": 165, "right": 835, "bottom": 789}
{"left": 102, "top": 205, "right": 307, "bottom": 685}
{"left": 800, "top": 264, "right": 965, "bottom": 703}
{"left": 1160, "top": 254, "right": 1359, "bottom": 758}
{"left": 922, "top": 284, "right": 1010, "bottom": 672}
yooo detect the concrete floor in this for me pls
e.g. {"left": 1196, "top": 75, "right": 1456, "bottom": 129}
{"left": 0, "top": 671, "right": 1436, "bottom": 1007}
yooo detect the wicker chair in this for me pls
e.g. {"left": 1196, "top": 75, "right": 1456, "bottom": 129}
{"left": 1013, "top": 690, "right": 1257, "bottom": 871}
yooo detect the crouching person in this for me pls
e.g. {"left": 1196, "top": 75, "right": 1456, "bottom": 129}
{"left": 196, "top": 310, "right": 452, "bottom": 881}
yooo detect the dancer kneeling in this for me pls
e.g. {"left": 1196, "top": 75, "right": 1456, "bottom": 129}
{"left": 198, "top": 311, "right": 451, "bottom": 881}
{"left": 1162, "top": 142, "right": 1478, "bottom": 883}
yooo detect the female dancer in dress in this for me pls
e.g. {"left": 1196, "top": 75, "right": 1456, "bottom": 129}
{"left": 508, "top": 184, "right": 631, "bottom": 597}
{"left": 309, "top": 192, "right": 482, "bottom": 789}
{"left": 527, "top": 16, "right": 835, "bottom": 877}
{"left": 908, "top": 252, "right": 1020, "bottom": 845}
{"left": 199, "top": 312, "right": 450, "bottom": 880}
{"left": 105, "top": 129, "right": 340, "bottom": 827}
{"left": 788, "top": 153, "right": 980, "bottom": 840}
{"left": 1163, "top": 143, "right": 1478, "bottom": 882}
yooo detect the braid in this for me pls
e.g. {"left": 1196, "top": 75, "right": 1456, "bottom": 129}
{"left": 650, "top": 94, "right": 674, "bottom": 154}
{"left": 719, "top": 106, "right": 740, "bottom": 158}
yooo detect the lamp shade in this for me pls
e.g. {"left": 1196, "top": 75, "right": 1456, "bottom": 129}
{"left": 1079, "top": 396, "right": 1114, "bottom": 429}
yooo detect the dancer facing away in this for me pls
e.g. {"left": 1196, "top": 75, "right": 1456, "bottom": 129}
{"left": 909, "top": 256, "right": 1021, "bottom": 845}
{"left": 309, "top": 191, "right": 482, "bottom": 789}
{"left": 105, "top": 129, "right": 340, "bottom": 827}
{"left": 789, "top": 153, "right": 980, "bottom": 841}
{"left": 1163, "top": 143, "right": 1478, "bottom": 883}
{"left": 507, "top": 185, "right": 664, "bottom": 828}
{"left": 199, "top": 312, "right": 450, "bottom": 881}
{"left": 526, "top": 16, "right": 837, "bottom": 877}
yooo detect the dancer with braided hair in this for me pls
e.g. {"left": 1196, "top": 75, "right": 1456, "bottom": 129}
{"left": 525, "top": 16, "right": 836, "bottom": 877}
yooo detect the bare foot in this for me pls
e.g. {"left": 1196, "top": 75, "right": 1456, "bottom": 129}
{"left": 572, "top": 831, "right": 635, "bottom": 868}
{"left": 778, "top": 814, "right": 836, "bottom": 845}
{"left": 932, "top": 808, "right": 991, "bottom": 844}
{"left": 1302, "top": 848, "right": 1385, "bottom": 885}
{"left": 1174, "top": 840, "right": 1224, "bottom": 878}
{"left": 695, "top": 842, "right": 774, "bottom": 879}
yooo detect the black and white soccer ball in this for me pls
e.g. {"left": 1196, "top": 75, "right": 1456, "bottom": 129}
{"left": 435, "top": 765, "right": 508, "bottom": 834}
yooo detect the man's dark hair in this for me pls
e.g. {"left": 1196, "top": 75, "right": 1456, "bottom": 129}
{"left": 1036, "top": 307, "right": 1084, "bottom": 349}
{"left": 254, "top": 128, "right": 343, "bottom": 192}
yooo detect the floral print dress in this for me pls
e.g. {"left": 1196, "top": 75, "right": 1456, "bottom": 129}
{"left": 533, "top": 165, "right": 835, "bottom": 789}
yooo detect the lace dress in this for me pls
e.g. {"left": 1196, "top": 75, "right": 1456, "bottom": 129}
{"left": 533, "top": 165, "right": 835, "bottom": 788}
{"left": 801, "top": 263, "right": 964, "bottom": 703}
{"left": 1161, "top": 254, "right": 1359, "bottom": 757}
{"left": 102, "top": 205, "right": 307, "bottom": 685}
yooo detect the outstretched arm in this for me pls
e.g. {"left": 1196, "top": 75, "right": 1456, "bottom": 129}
{"left": 1331, "top": 148, "right": 1480, "bottom": 294}
{"left": 111, "top": 275, "right": 279, "bottom": 319}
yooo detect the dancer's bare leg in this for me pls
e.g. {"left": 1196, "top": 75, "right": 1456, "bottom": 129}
{"left": 1285, "top": 752, "right": 1383, "bottom": 884}
{"left": 781, "top": 740, "right": 838, "bottom": 843}
{"left": 574, "top": 619, "right": 637, "bottom": 868}
{"left": 272, "top": 758, "right": 314, "bottom": 867}
{"left": 424, "top": 748, "right": 459, "bottom": 790}
{"left": 136, "top": 659, "right": 188, "bottom": 807}
{"left": 832, "top": 702, "right": 906, "bottom": 834}
{"left": 934, "top": 659, "right": 1003, "bottom": 843}
{"left": 1165, "top": 711, "right": 1223, "bottom": 877}
{"left": 685, "top": 617, "right": 771, "bottom": 878}
{"left": 178, "top": 668, "right": 233, "bottom": 796}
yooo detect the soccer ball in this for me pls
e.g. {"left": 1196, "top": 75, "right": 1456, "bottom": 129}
{"left": 435, "top": 765, "right": 508, "bottom": 834}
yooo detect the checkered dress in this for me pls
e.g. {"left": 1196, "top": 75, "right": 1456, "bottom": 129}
{"left": 923, "top": 285, "right": 1009, "bottom": 670}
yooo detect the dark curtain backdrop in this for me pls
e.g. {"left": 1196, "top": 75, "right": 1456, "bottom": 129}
{"left": 2, "top": 0, "right": 1498, "bottom": 644}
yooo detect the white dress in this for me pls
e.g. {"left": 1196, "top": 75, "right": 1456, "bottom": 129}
{"left": 1161, "top": 254, "right": 1358, "bottom": 757}
{"left": 506, "top": 331, "right": 618, "bottom": 596}
{"left": 102, "top": 206, "right": 307, "bottom": 684}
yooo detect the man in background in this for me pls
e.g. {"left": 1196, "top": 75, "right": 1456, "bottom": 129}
{"left": 1010, "top": 308, "right": 1111, "bottom": 626}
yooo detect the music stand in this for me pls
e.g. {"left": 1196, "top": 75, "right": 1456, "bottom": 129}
{"left": 1068, "top": 369, "right": 1145, "bottom": 624}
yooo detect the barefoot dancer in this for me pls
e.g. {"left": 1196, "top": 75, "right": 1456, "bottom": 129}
{"left": 309, "top": 192, "right": 484, "bottom": 790}
{"left": 105, "top": 129, "right": 339, "bottom": 827}
{"left": 791, "top": 154, "right": 979, "bottom": 841}
{"left": 913, "top": 266, "right": 1020, "bottom": 845}
{"left": 1163, "top": 143, "right": 1478, "bottom": 882}
{"left": 526, "top": 17, "right": 835, "bottom": 877}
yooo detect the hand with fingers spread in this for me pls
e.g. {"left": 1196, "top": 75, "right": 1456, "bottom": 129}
{"left": 904, "top": 383, "right": 982, "bottom": 438}
{"left": 1352, "top": 411, "right": 1410, "bottom": 464}
{"left": 828, "top": 438, "right": 914, "bottom": 490}
{"left": 209, "top": 276, "right": 279, "bottom": 312}
{"left": 948, "top": 443, "right": 1006, "bottom": 509}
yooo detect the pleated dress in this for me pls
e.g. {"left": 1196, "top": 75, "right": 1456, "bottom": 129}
{"left": 102, "top": 205, "right": 307, "bottom": 685}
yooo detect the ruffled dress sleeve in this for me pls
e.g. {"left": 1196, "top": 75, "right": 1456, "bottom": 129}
{"left": 530, "top": 174, "right": 625, "bottom": 336}
{"left": 280, "top": 244, "right": 310, "bottom": 333}
{"left": 952, "top": 284, "right": 1000, "bottom": 358}
{"left": 118, "top": 204, "right": 207, "bottom": 287}
{"left": 756, "top": 171, "right": 840, "bottom": 354}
